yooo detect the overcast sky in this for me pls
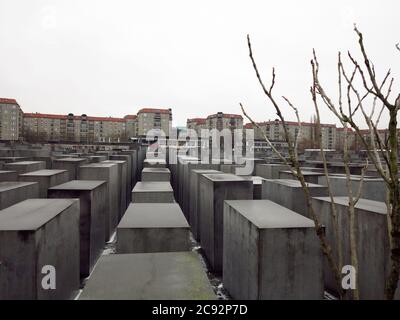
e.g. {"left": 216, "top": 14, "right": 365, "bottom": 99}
{"left": 0, "top": 0, "right": 399, "bottom": 127}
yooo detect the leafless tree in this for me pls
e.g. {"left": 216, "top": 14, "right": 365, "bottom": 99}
{"left": 241, "top": 26, "right": 400, "bottom": 299}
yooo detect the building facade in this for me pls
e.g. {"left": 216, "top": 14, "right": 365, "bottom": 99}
{"left": 206, "top": 112, "right": 243, "bottom": 131}
{"left": 187, "top": 118, "right": 207, "bottom": 135}
{"left": 0, "top": 98, "right": 23, "bottom": 141}
{"left": 136, "top": 108, "right": 172, "bottom": 137}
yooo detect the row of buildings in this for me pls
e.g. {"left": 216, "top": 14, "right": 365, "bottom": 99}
{"left": 0, "top": 98, "right": 172, "bottom": 143}
{"left": 187, "top": 112, "right": 392, "bottom": 150}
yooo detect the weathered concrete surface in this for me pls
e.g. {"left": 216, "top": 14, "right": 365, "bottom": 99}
{"left": 199, "top": 173, "right": 253, "bottom": 273}
{"left": 317, "top": 175, "right": 386, "bottom": 202}
{"left": 279, "top": 170, "right": 325, "bottom": 184}
{"left": 223, "top": 200, "right": 323, "bottom": 299}
{"left": 189, "top": 169, "right": 222, "bottom": 241}
{"left": 132, "top": 181, "right": 174, "bottom": 203}
{"left": 262, "top": 179, "right": 328, "bottom": 217}
{"left": 255, "top": 163, "right": 290, "bottom": 179}
{"left": 19, "top": 169, "right": 70, "bottom": 198}
{"left": 0, "top": 199, "right": 80, "bottom": 300}
{"left": 311, "top": 196, "right": 399, "bottom": 300}
{"left": 79, "top": 252, "right": 215, "bottom": 300}
{"left": 0, "top": 181, "right": 39, "bottom": 209}
{"left": 117, "top": 203, "right": 189, "bottom": 253}
{"left": 87, "top": 155, "right": 107, "bottom": 163}
{"left": 52, "top": 157, "right": 88, "bottom": 180}
{"left": 141, "top": 167, "right": 171, "bottom": 182}
{"left": 119, "top": 149, "right": 138, "bottom": 189}
{"left": 102, "top": 160, "right": 128, "bottom": 219}
{"left": 143, "top": 158, "right": 167, "bottom": 168}
{"left": 0, "top": 157, "right": 30, "bottom": 163}
{"left": 110, "top": 154, "right": 132, "bottom": 205}
{"left": 79, "top": 163, "right": 119, "bottom": 242}
{"left": 0, "top": 170, "right": 18, "bottom": 182}
{"left": 4, "top": 161, "right": 46, "bottom": 174}
{"left": 241, "top": 176, "right": 265, "bottom": 199}
{"left": 48, "top": 180, "right": 108, "bottom": 278}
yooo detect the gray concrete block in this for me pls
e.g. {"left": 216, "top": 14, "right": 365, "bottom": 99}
{"left": 141, "top": 167, "right": 170, "bottom": 182}
{"left": 223, "top": 200, "right": 324, "bottom": 299}
{"left": 262, "top": 179, "right": 328, "bottom": 217}
{"left": 0, "top": 157, "right": 30, "bottom": 163}
{"left": 0, "top": 181, "right": 39, "bottom": 209}
{"left": 0, "top": 199, "right": 80, "bottom": 300}
{"left": 132, "top": 182, "right": 174, "bottom": 203}
{"left": 143, "top": 158, "right": 166, "bottom": 168}
{"left": 189, "top": 169, "right": 222, "bottom": 241}
{"left": 4, "top": 161, "right": 46, "bottom": 174}
{"left": 255, "top": 163, "right": 290, "bottom": 179}
{"left": 241, "top": 176, "right": 265, "bottom": 199}
{"left": 48, "top": 180, "right": 108, "bottom": 279}
{"left": 279, "top": 170, "right": 326, "bottom": 184}
{"left": 79, "top": 163, "right": 119, "bottom": 242}
{"left": 19, "top": 169, "right": 70, "bottom": 198}
{"left": 311, "top": 196, "right": 399, "bottom": 299}
{"left": 79, "top": 252, "right": 215, "bottom": 300}
{"left": 117, "top": 203, "right": 190, "bottom": 253}
{"left": 110, "top": 154, "right": 132, "bottom": 205}
{"left": 317, "top": 175, "right": 386, "bottom": 202}
{"left": 87, "top": 155, "right": 107, "bottom": 163}
{"left": 199, "top": 173, "right": 253, "bottom": 273}
{"left": 0, "top": 170, "right": 18, "bottom": 182}
{"left": 102, "top": 160, "right": 128, "bottom": 220}
{"left": 52, "top": 157, "right": 88, "bottom": 180}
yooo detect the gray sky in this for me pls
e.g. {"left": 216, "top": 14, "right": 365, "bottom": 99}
{"left": 0, "top": 0, "right": 399, "bottom": 127}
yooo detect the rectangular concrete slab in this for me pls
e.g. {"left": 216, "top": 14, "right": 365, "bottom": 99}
{"left": 0, "top": 181, "right": 39, "bottom": 210}
{"left": 52, "top": 157, "right": 88, "bottom": 180}
{"left": 0, "top": 170, "right": 18, "bottom": 182}
{"left": 223, "top": 200, "right": 323, "bottom": 300}
{"left": 189, "top": 169, "right": 222, "bottom": 241}
{"left": 117, "top": 203, "right": 190, "bottom": 253}
{"left": 79, "top": 163, "right": 119, "bottom": 242}
{"left": 141, "top": 167, "right": 171, "bottom": 182}
{"left": 132, "top": 181, "right": 174, "bottom": 203}
{"left": 48, "top": 180, "right": 108, "bottom": 279}
{"left": 79, "top": 252, "right": 215, "bottom": 300}
{"left": 255, "top": 163, "right": 290, "bottom": 179}
{"left": 19, "top": 169, "right": 70, "bottom": 198}
{"left": 262, "top": 179, "right": 328, "bottom": 217}
{"left": 0, "top": 199, "right": 80, "bottom": 300}
{"left": 199, "top": 173, "right": 253, "bottom": 273}
{"left": 4, "top": 161, "right": 46, "bottom": 174}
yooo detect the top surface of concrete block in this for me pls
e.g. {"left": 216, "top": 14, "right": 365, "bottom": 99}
{"left": 118, "top": 203, "right": 189, "bottom": 228}
{"left": 192, "top": 169, "right": 221, "bottom": 174}
{"left": 53, "top": 158, "right": 87, "bottom": 163}
{"left": 202, "top": 173, "right": 247, "bottom": 182}
{"left": 81, "top": 163, "right": 116, "bottom": 168}
{"left": 19, "top": 169, "right": 67, "bottom": 177}
{"left": 133, "top": 182, "right": 173, "bottom": 192}
{"left": 49, "top": 180, "right": 106, "bottom": 191}
{"left": 6, "top": 161, "right": 44, "bottom": 166}
{"left": 142, "top": 168, "right": 170, "bottom": 173}
{"left": 281, "top": 170, "right": 324, "bottom": 176}
{"left": 144, "top": 159, "right": 166, "bottom": 164}
{"left": 313, "top": 196, "right": 386, "bottom": 214}
{"left": 102, "top": 160, "right": 126, "bottom": 164}
{"left": 0, "top": 181, "right": 37, "bottom": 192}
{"left": 328, "top": 175, "right": 383, "bottom": 182}
{"left": 225, "top": 200, "right": 315, "bottom": 229}
{"left": 79, "top": 252, "right": 215, "bottom": 300}
{"left": 242, "top": 176, "right": 265, "bottom": 185}
{"left": 0, "top": 198, "right": 78, "bottom": 231}
{"left": 265, "top": 179, "right": 324, "bottom": 188}
{"left": 0, "top": 170, "right": 17, "bottom": 174}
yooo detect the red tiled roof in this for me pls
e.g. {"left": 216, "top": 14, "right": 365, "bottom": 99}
{"left": 124, "top": 115, "right": 137, "bottom": 120}
{"left": 0, "top": 98, "right": 18, "bottom": 105}
{"left": 138, "top": 108, "right": 171, "bottom": 114}
{"left": 207, "top": 113, "right": 243, "bottom": 119}
{"left": 244, "top": 123, "right": 253, "bottom": 129}
{"left": 187, "top": 118, "right": 206, "bottom": 124}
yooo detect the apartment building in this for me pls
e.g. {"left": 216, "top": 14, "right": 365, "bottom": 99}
{"left": 187, "top": 118, "right": 207, "bottom": 135}
{"left": 0, "top": 98, "right": 23, "bottom": 141}
{"left": 136, "top": 108, "right": 172, "bottom": 137}
{"left": 124, "top": 115, "right": 138, "bottom": 138}
{"left": 23, "top": 113, "right": 127, "bottom": 143}
{"left": 206, "top": 112, "right": 243, "bottom": 131}
{"left": 244, "top": 119, "right": 337, "bottom": 150}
